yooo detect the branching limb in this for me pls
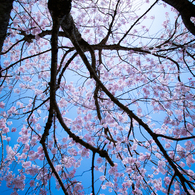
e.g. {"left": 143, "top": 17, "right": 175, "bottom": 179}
{"left": 53, "top": 100, "right": 114, "bottom": 166}
{"left": 40, "top": 1, "right": 72, "bottom": 194}
{"left": 63, "top": 19, "right": 194, "bottom": 193}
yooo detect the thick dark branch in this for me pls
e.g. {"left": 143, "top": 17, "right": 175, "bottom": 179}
{"left": 47, "top": 1, "right": 113, "bottom": 167}
{"left": 167, "top": 173, "right": 176, "bottom": 194}
{"left": 94, "top": 84, "right": 102, "bottom": 121}
{"left": 40, "top": 2, "right": 73, "bottom": 194}
{"left": 156, "top": 134, "right": 195, "bottom": 141}
{"left": 48, "top": 0, "right": 72, "bottom": 20}
{"left": 60, "top": 13, "right": 96, "bottom": 77}
{"left": 162, "top": 0, "right": 195, "bottom": 35}
{"left": 40, "top": 106, "right": 68, "bottom": 195}
{"left": 0, "top": 0, "right": 14, "bottom": 53}
{"left": 91, "top": 152, "right": 95, "bottom": 195}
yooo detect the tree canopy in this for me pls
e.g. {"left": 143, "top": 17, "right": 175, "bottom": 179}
{"left": 0, "top": 0, "right": 195, "bottom": 194}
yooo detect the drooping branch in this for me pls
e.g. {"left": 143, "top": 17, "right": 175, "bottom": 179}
{"left": 40, "top": 1, "right": 73, "bottom": 194}
{"left": 53, "top": 100, "right": 114, "bottom": 166}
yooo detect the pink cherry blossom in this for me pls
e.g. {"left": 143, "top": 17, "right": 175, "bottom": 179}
{"left": 0, "top": 0, "right": 195, "bottom": 194}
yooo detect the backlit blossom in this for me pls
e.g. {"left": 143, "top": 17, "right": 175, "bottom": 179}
{"left": 0, "top": 0, "right": 195, "bottom": 194}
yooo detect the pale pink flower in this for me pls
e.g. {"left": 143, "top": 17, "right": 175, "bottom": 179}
{"left": 99, "top": 175, "right": 105, "bottom": 181}
{"left": 0, "top": 101, "right": 5, "bottom": 108}
{"left": 22, "top": 161, "right": 31, "bottom": 168}
{"left": 29, "top": 180, "right": 35, "bottom": 187}
{"left": 11, "top": 127, "right": 17, "bottom": 132}
{"left": 97, "top": 157, "right": 103, "bottom": 164}
{"left": 51, "top": 148, "right": 57, "bottom": 154}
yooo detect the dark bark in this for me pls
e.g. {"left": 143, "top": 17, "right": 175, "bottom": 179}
{"left": 48, "top": 0, "right": 72, "bottom": 20}
{"left": 0, "top": 0, "right": 14, "bottom": 53}
{"left": 162, "top": 0, "right": 195, "bottom": 35}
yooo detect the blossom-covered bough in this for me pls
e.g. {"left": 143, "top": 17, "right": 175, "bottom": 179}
{"left": 0, "top": 0, "right": 195, "bottom": 194}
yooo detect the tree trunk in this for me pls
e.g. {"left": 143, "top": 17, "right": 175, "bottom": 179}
{"left": 0, "top": 0, "right": 14, "bottom": 53}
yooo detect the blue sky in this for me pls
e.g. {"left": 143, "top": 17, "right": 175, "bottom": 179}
{"left": 0, "top": 0, "right": 195, "bottom": 194}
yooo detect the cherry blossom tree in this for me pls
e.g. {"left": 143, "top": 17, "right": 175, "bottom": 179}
{"left": 0, "top": 0, "right": 195, "bottom": 194}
